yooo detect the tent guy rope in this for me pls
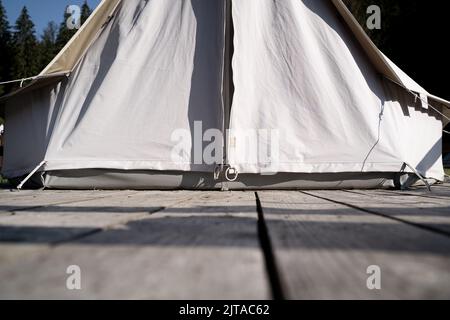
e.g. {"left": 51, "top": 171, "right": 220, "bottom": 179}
{"left": 0, "top": 76, "right": 37, "bottom": 88}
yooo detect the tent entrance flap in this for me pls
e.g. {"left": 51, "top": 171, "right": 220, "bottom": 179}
{"left": 222, "top": 0, "right": 235, "bottom": 167}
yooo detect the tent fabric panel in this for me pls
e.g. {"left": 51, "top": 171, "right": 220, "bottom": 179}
{"left": 2, "top": 81, "right": 65, "bottom": 178}
{"left": 229, "top": 0, "right": 406, "bottom": 175}
{"left": 42, "top": 0, "right": 226, "bottom": 173}
{"left": 383, "top": 80, "right": 445, "bottom": 180}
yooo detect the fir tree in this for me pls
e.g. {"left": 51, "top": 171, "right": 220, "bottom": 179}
{"left": 38, "top": 21, "right": 58, "bottom": 71}
{"left": 11, "top": 7, "right": 39, "bottom": 81}
{"left": 0, "top": 0, "right": 12, "bottom": 95}
{"left": 81, "top": 1, "right": 93, "bottom": 24}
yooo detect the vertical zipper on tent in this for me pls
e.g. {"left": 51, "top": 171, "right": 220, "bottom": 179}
{"left": 223, "top": 0, "right": 235, "bottom": 145}
{"left": 216, "top": 0, "right": 236, "bottom": 184}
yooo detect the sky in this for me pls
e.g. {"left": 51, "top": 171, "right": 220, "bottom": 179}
{"left": 3, "top": 0, "right": 101, "bottom": 37}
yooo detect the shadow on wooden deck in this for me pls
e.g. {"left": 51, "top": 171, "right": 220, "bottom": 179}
{"left": 0, "top": 187, "right": 449, "bottom": 299}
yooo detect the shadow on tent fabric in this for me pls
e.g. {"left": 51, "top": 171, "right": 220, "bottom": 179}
{"left": 302, "top": 0, "right": 388, "bottom": 165}
{"left": 184, "top": 0, "right": 226, "bottom": 187}
{"left": 64, "top": 1, "right": 124, "bottom": 143}
{"left": 44, "top": 79, "right": 68, "bottom": 151}
{"left": 128, "top": 0, "right": 149, "bottom": 35}
{"left": 302, "top": 0, "right": 386, "bottom": 102}
{"left": 302, "top": 0, "right": 438, "bottom": 172}
{"left": 416, "top": 138, "right": 443, "bottom": 175}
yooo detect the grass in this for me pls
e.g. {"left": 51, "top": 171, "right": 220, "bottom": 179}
{"left": 446, "top": 168, "right": 450, "bottom": 176}
{"left": 0, "top": 175, "right": 10, "bottom": 188}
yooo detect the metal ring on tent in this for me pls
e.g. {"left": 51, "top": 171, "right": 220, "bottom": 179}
{"left": 225, "top": 167, "right": 239, "bottom": 182}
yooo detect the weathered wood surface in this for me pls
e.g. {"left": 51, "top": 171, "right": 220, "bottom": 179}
{"left": 308, "top": 189, "right": 450, "bottom": 234}
{"left": 1, "top": 185, "right": 449, "bottom": 300}
{"left": 0, "top": 190, "right": 269, "bottom": 299}
{"left": 258, "top": 190, "right": 450, "bottom": 299}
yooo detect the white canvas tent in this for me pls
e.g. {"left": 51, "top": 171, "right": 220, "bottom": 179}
{"left": 0, "top": 0, "right": 449, "bottom": 190}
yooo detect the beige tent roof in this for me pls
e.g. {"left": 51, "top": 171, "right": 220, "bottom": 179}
{"left": 2, "top": 0, "right": 449, "bottom": 121}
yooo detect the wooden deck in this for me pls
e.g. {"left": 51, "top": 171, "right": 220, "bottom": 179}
{"left": 0, "top": 185, "right": 449, "bottom": 299}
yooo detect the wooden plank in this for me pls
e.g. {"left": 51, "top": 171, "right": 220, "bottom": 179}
{"left": 349, "top": 188, "right": 450, "bottom": 205}
{"left": 0, "top": 190, "right": 126, "bottom": 212}
{"left": 258, "top": 191, "right": 450, "bottom": 299}
{"left": 0, "top": 191, "right": 269, "bottom": 299}
{"left": 0, "top": 191, "right": 192, "bottom": 243}
{"left": 432, "top": 184, "right": 450, "bottom": 189}
{"left": 374, "top": 185, "right": 450, "bottom": 201}
{"left": 0, "top": 191, "right": 194, "bottom": 275}
{"left": 312, "top": 190, "right": 450, "bottom": 235}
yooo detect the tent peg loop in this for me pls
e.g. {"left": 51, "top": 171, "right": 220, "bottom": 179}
{"left": 225, "top": 167, "right": 239, "bottom": 182}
